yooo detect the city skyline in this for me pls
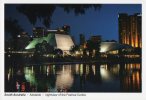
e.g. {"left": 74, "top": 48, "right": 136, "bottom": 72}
{"left": 5, "top": 4, "right": 141, "bottom": 44}
{"left": 4, "top": 4, "right": 142, "bottom": 93}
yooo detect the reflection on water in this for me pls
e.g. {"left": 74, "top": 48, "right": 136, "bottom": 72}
{"left": 56, "top": 65, "right": 73, "bottom": 90}
{"left": 120, "top": 64, "right": 141, "bottom": 92}
{"left": 5, "top": 63, "right": 141, "bottom": 92}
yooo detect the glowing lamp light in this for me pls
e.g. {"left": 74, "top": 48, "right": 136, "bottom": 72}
{"left": 17, "top": 35, "right": 21, "bottom": 38}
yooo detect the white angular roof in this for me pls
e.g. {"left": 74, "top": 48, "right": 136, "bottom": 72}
{"left": 25, "top": 33, "right": 74, "bottom": 51}
{"left": 100, "top": 42, "right": 133, "bottom": 52}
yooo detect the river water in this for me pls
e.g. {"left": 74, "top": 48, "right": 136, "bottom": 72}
{"left": 5, "top": 63, "right": 141, "bottom": 92}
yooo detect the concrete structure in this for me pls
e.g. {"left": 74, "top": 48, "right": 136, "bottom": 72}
{"left": 100, "top": 42, "right": 132, "bottom": 53}
{"left": 25, "top": 33, "right": 75, "bottom": 52}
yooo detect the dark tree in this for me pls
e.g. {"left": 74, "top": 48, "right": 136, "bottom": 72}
{"left": 5, "top": 18, "right": 24, "bottom": 49}
{"left": 5, "top": 18, "right": 23, "bottom": 39}
{"left": 35, "top": 43, "right": 42, "bottom": 55}
{"left": 54, "top": 48, "right": 63, "bottom": 55}
{"left": 16, "top": 5, "right": 56, "bottom": 27}
{"left": 16, "top": 4, "right": 101, "bottom": 27}
{"left": 86, "top": 40, "right": 95, "bottom": 57}
{"left": 111, "top": 40, "right": 117, "bottom": 42}
{"left": 70, "top": 45, "right": 80, "bottom": 54}
{"left": 86, "top": 40, "right": 100, "bottom": 58}
{"left": 34, "top": 40, "right": 54, "bottom": 56}
{"left": 58, "top": 4, "right": 101, "bottom": 15}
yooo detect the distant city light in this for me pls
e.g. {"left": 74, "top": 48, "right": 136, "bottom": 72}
{"left": 47, "top": 30, "right": 57, "bottom": 32}
{"left": 59, "top": 29, "right": 64, "bottom": 32}
{"left": 17, "top": 35, "right": 21, "bottom": 37}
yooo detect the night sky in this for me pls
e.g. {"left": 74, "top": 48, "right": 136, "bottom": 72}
{"left": 5, "top": 4, "right": 141, "bottom": 44}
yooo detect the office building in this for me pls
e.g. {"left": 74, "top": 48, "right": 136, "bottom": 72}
{"left": 119, "top": 13, "right": 142, "bottom": 48}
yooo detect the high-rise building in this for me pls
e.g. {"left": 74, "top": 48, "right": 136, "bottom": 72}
{"left": 80, "top": 34, "right": 85, "bottom": 45}
{"left": 119, "top": 13, "right": 142, "bottom": 48}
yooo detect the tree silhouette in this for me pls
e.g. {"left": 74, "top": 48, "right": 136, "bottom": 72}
{"left": 86, "top": 40, "right": 100, "bottom": 58}
{"left": 5, "top": 18, "right": 24, "bottom": 49}
{"left": 35, "top": 40, "right": 54, "bottom": 56}
{"left": 54, "top": 48, "right": 63, "bottom": 55}
{"left": 16, "top": 4, "right": 101, "bottom": 28}
{"left": 86, "top": 40, "right": 95, "bottom": 57}
{"left": 5, "top": 18, "right": 23, "bottom": 39}
{"left": 70, "top": 45, "right": 80, "bottom": 54}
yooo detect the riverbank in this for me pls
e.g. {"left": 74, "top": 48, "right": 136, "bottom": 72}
{"left": 6, "top": 58, "right": 141, "bottom": 66}
{"left": 5, "top": 53, "right": 141, "bottom": 66}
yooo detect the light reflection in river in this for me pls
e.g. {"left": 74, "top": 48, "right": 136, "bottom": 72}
{"left": 56, "top": 65, "right": 73, "bottom": 90}
{"left": 100, "top": 65, "right": 112, "bottom": 81}
{"left": 5, "top": 63, "right": 141, "bottom": 92}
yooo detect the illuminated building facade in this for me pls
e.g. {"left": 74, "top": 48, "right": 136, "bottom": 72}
{"left": 28, "top": 25, "right": 74, "bottom": 53}
{"left": 100, "top": 42, "right": 132, "bottom": 53}
{"left": 26, "top": 27, "right": 74, "bottom": 53}
{"left": 26, "top": 33, "right": 74, "bottom": 53}
{"left": 119, "top": 13, "right": 142, "bottom": 48}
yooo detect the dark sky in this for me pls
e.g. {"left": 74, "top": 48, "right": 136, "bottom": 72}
{"left": 5, "top": 4, "right": 141, "bottom": 44}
